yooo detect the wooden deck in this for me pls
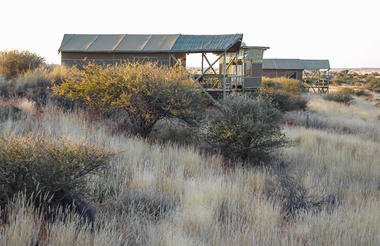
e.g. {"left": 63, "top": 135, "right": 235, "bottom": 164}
{"left": 303, "top": 78, "right": 329, "bottom": 93}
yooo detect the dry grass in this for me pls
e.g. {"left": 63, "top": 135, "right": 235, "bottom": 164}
{"left": 285, "top": 94, "right": 380, "bottom": 141}
{"left": 0, "top": 93, "right": 379, "bottom": 245}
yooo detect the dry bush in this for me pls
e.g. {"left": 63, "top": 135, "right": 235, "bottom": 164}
{"left": 260, "top": 77, "right": 308, "bottom": 112}
{"left": 53, "top": 62, "right": 207, "bottom": 137}
{"left": 262, "top": 77, "right": 306, "bottom": 94}
{"left": 0, "top": 50, "right": 45, "bottom": 79}
{"left": 364, "top": 77, "right": 380, "bottom": 92}
{"left": 323, "top": 92, "right": 354, "bottom": 105}
{"left": 338, "top": 86, "right": 355, "bottom": 95}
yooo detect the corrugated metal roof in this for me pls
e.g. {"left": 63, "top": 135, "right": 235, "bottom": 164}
{"left": 171, "top": 34, "right": 243, "bottom": 53}
{"left": 300, "top": 59, "right": 330, "bottom": 70}
{"left": 58, "top": 34, "right": 243, "bottom": 53}
{"left": 263, "top": 59, "right": 304, "bottom": 70}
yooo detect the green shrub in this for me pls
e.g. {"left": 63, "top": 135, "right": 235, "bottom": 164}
{"left": 323, "top": 92, "right": 354, "bottom": 105}
{"left": 202, "top": 94, "right": 287, "bottom": 165}
{"left": 0, "top": 133, "right": 114, "bottom": 198}
{"left": 0, "top": 50, "right": 45, "bottom": 79}
{"left": 53, "top": 63, "right": 207, "bottom": 137}
{"left": 259, "top": 88, "right": 308, "bottom": 112}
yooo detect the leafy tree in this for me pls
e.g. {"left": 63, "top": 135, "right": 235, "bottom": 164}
{"left": 53, "top": 63, "right": 207, "bottom": 136}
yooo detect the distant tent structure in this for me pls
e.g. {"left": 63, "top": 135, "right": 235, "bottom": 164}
{"left": 262, "top": 59, "right": 304, "bottom": 80}
{"left": 263, "top": 58, "right": 330, "bottom": 93}
{"left": 58, "top": 34, "right": 269, "bottom": 102}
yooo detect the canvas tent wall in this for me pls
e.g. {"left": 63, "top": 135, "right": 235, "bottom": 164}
{"left": 262, "top": 59, "right": 304, "bottom": 81}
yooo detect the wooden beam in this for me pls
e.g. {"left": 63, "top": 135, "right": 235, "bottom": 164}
{"left": 170, "top": 53, "right": 222, "bottom": 106}
{"left": 169, "top": 54, "right": 186, "bottom": 70}
{"left": 203, "top": 54, "right": 217, "bottom": 75}
{"left": 194, "top": 53, "right": 224, "bottom": 82}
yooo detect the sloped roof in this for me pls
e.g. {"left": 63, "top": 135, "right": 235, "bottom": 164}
{"left": 300, "top": 59, "right": 330, "bottom": 70}
{"left": 263, "top": 59, "right": 304, "bottom": 70}
{"left": 263, "top": 59, "right": 330, "bottom": 70}
{"left": 58, "top": 34, "right": 243, "bottom": 53}
{"left": 171, "top": 34, "right": 243, "bottom": 53}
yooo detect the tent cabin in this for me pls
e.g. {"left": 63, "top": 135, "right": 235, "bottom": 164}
{"left": 262, "top": 59, "right": 304, "bottom": 80}
{"left": 58, "top": 34, "right": 269, "bottom": 101}
{"left": 262, "top": 59, "right": 330, "bottom": 81}
{"left": 262, "top": 58, "right": 330, "bottom": 93}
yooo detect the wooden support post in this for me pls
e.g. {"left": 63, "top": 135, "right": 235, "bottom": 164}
{"left": 235, "top": 51, "right": 238, "bottom": 90}
{"left": 223, "top": 51, "right": 226, "bottom": 99}
{"left": 201, "top": 53, "right": 204, "bottom": 74}
{"left": 327, "top": 69, "right": 330, "bottom": 93}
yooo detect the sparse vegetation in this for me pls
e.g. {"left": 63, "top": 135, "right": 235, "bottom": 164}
{"left": 0, "top": 95, "right": 379, "bottom": 245}
{"left": 0, "top": 52, "right": 379, "bottom": 245}
{"left": 338, "top": 86, "right": 370, "bottom": 97}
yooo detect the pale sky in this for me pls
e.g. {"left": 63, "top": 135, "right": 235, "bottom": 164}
{"left": 0, "top": 0, "right": 379, "bottom": 68}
